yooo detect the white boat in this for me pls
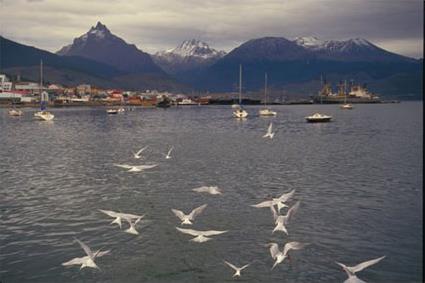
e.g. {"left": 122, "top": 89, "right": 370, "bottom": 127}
{"left": 233, "top": 64, "right": 248, "bottom": 119}
{"left": 340, "top": 81, "right": 353, "bottom": 110}
{"left": 305, "top": 113, "right": 332, "bottom": 123}
{"left": 259, "top": 73, "right": 277, "bottom": 116}
{"left": 9, "top": 108, "right": 23, "bottom": 116}
{"left": 106, "top": 108, "right": 119, "bottom": 114}
{"left": 117, "top": 107, "right": 125, "bottom": 113}
{"left": 340, "top": 103, "right": 353, "bottom": 109}
{"left": 34, "top": 60, "right": 54, "bottom": 121}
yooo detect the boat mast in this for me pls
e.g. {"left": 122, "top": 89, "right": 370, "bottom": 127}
{"left": 264, "top": 72, "right": 268, "bottom": 107}
{"left": 344, "top": 80, "right": 347, "bottom": 104}
{"left": 239, "top": 64, "right": 242, "bottom": 105}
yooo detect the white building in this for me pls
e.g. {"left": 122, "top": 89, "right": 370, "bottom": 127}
{"left": 0, "top": 74, "right": 13, "bottom": 91}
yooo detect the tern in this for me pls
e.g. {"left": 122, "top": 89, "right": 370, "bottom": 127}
{"left": 176, "top": 227, "right": 228, "bottom": 243}
{"left": 336, "top": 256, "right": 385, "bottom": 283}
{"left": 267, "top": 241, "right": 309, "bottom": 269}
{"left": 133, "top": 146, "right": 148, "bottom": 159}
{"left": 99, "top": 210, "right": 145, "bottom": 233}
{"left": 162, "top": 146, "right": 174, "bottom": 159}
{"left": 172, "top": 204, "right": 208, "bottom": 225}
{"left": 251, "top": 189, "right": 295, "bottom": 212}
{"left": 192, "top": 186, "right": 222, "bottom": 195}
{"left": 271, "top": 201, "right": 300, "bottom": 234}
{"left": 62, "top": 238, "right": 110, "bottom": 270}
{"left": 224, "top": 261, "right": 250, "bottom": 278}
{"left": 263, "top": 122, "right": 275, "bottom": 139}
{"left": 113, "top": 163, "right": 158, "bottom": 172}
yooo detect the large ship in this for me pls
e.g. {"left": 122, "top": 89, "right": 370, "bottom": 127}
{"left": 312, "top": 81, "right": 381, "bottom": 104}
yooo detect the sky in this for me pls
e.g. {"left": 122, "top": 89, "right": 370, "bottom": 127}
{"left": 0, "top": 0, "right": 423, "bottom": 58}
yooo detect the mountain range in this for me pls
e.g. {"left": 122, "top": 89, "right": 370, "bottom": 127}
{"left": 1, "top": 22, "right": 422, "bottom": 99}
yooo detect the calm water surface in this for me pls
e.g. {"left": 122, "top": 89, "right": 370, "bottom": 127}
{"left": 0, "top": 102, "right": 422, "bottom": 282}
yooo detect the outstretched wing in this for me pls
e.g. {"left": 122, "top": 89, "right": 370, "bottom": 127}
{"left": 95, "top": 249, "right": 111, "bottom": 258}
{"left": 224, "top": 260, "right": 238, "bottom": 271}
{"left": 134, "top": 164, "right": 158, "bottom": 170}
{"left": 202, "top": 230, "right": 228, "bottom": 236}
{"left": 99, "top": 209, "right": 119, "bottom": 218}
{"left": 240, "top": 263, "right": 250, "bottom": 270}
{"left": 75, "top": 238, "right": 94, "bottom": 259}
{"left": 176, "top": 227, "right": 201, "bottom": 236}
{"left": 62, "top": 256, "right": 85, "bottom": 266}
{"left": 135, "top": 146, "right": 148, "bottom": 156}
{"left": 171, "top": 209, "right": 186, "bottom": 221}
{"left": 251, "top": 200, "right": 273, "bottom": 208}
{"left": 267, "top": 122, "right": 273, "bottom": 134}
{"left": 277, "top": 189, "right": 295, "bottom": 203}
{"left": 192, "top": 186, "right": 208, "bottom": 193}
{"left": 167, "top": 146, "right": 174, "bottom": 155}
{"left": 285, "top": 201, "right": 300, "bottom": 224}
{"left": 268, "top": 243, "right": 280, "bottom": 259}
{"left": 113, "top": 164, "right": 132, "bottom": 169}
{"left": 351, "top": 256, "right": 385, "bottom": 273}
{"left": 283, "top": 241, "right": 309, "bottom": 257}
{"left": 270, "top": 205, "right": 279, "bottom": 222}
{"left": 189, "top": 204, "right": 207, "bottom": 220}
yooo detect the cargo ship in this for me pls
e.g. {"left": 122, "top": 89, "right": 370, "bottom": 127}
{"left": 312, "top": 81, "right": 381, "bottom": 104}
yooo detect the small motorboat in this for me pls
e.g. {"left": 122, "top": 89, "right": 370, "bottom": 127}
{"left": 117, "top": 107, "right": 125, "bottom": 113}
{"left": 259, "top": 108, "right": 277, "bottom": 116}
{"left": 34, "top": 111, "right": 54, "bottom": 121}
{"left": 106, "top": 109, "right": 119, "bottom": 114}
{"left": 233, "top": 107, "right": 248, "bottom": 118}
{"left": 340, "top": 103, "right": 353, "bottom": 110}
{"left": 9, "top": 108, "right": 23, "bottom": 116}
{"left": 305, "top": 113, "right": 332, "bottom": 123}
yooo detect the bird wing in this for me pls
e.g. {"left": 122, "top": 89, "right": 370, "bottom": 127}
{"left": 119, "top": 212, "right": 144, "bottom": 220}
{"left": 268, "top": 123, "right": 273, "bottom": 134}
{"left": 167, "top": 146, "right": 174, "bottom": 155}
{"left": 270, "top": 205, "right": 279, "bottom": 221}
{"left": 62, "top": 256, "right": 85, "bottom": 266}
{"left": 171, "top": 209, "right": 186, "bottom": 221}
{"left": 268, "top": 243, "right": 280, "bottom": 259}
{"left": 135, "top": 146, "right": 148, "bottom": 156}
{"left": 283, "top": 241, "right": 309, "bottom": 256}
{"left": 176, "top": 227, "right": 201, "bottom": 236}
{"left": 224, "top": 261, "right": 238, "bottom": 271}
{"left": 240, "top": 264, "right": 250, "bottom": 270}
{"left": 277, "top": 189, "right": 295, "bottom": 203}
{"left": 202, "top": 230, "right": 228, "bottom": 236}
{"left": 189, "top": 204, "right": 207, "bottom": 220}
{"left": 251, "top": 200, "right": 273, "bottom": 208}
{"left": 113, "top": 164, "right": 132, "bottom": 169}
{"left": 192, "top": 186, "right": 207, "bottom": 192}
{"left": 134, "top": 164, "right": 158, "bottom": 170}
{"left": 75, "top": 238, "right": 94, "bottom": 258}
{"left": 95, "top": 249, "right": 111, "bottom": 258}
{"left": 285, "top": 201, "right": 300, "bottom": 224}
{"left": 99, "top": 209, "right": 119, "bottom": 218}
{"left": 350, "top": 256, "right": 385, "bottom": 273}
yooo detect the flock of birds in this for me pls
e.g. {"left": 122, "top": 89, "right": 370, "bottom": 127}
{"left": 60, "top": 123, "right": 386, "bottom": 282}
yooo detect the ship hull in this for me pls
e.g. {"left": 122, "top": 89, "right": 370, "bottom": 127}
{"left": 312, "top": 96, "right": 381, "bottom": 104}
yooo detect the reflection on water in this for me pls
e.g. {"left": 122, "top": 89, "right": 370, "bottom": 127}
{"left": 0, "top": 103, "right": 422, "bottom": 282}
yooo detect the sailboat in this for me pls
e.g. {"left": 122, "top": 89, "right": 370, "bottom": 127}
{"left": 34, "top": 60, "right": 54, "bottom": 121}
{"left": 8, "top": 92, "right": 23, "bottom": 116}
{"left": 340, "top": 80, "right": 353, "bottom": 109}
{"left": 259, "top": 73, "right": 277, "bottom": 116}
{"left": 232, "top": 64, "right": 248, "bottom": 118}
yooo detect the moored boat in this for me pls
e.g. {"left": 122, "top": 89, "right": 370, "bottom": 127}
{"left": 9, "top": 108, "right": 23, "bottom": 116}
{"left": 259, "top": 73, "right": 277, "bottom": 117}
{"left": 305, "top": 113, "right": 332, "bottom": 123}
{"left": 233, "top": 64, "right": 248, "bottom": 118}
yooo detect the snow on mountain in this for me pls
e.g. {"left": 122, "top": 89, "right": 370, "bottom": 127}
{"left": 156, "top": 39, "right": 226, "bottom": 61}
{"left": 293, "top": 36, "right": 375, "bottom": 52}
{"left": 294, "top": 36, "right": 323, "bottom": 49}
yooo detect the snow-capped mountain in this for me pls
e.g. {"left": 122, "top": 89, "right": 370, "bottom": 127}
{"left": 57, "top": 22, "right": 163, "bottom": 74}
{"left": 153, "top": 39, "right": 226, "bottom": 74}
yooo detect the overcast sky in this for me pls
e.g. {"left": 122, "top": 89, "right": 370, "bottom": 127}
{"left": 0, "top": 0, "right": 423, "bottom": 58}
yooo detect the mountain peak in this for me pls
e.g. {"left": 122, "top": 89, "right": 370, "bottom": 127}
{"left": 159, "top": 39, "right": 226, "bottom": 59}
{"left": 294, "top": 36, "right": 323, "bottom": 48}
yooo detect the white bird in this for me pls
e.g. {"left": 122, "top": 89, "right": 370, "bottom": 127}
{"left": 172, "top": 204, "right": 208, "bottom": 225}
{"left": 192, "top": 186, "right": 222, "bottom": 195}
{"left": 62, "top": 238, "right": 109, "bottom": 270}
{"left": 133, "top": 146, "right": 148, "bottom": 159}
{"left": 224, "top": 260, "right": 250, "bottom": 278}
{"left": 176, "top": 227, "right": 228, "bottom": 243}
{"left": 336, "top": 256, "right": 385, "bottom": 283}
{"left": 113, "top": 163, "right": 158, "bottom": 172}
{"left": 99, "top": 210, "right": 145, "bottom": 233}
{"left": 271, "top": 201, "right": 300, "bottom": 234}
{"left": 263, "top": 122, "right": 275, "bottom": 139}
{"left": 162, "top": 146, "right": 174, "bottom": 159}
{"left": 268, "top": 241, "right": 309, "bottom": 269}
{"left": 251, "top": 189, "right": 295, "bottom": 212}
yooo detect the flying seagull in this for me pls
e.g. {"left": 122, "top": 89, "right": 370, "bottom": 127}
{"left": 224, "top": 260, "right": 250, "bottom": 278}
{"left": 192, "top": 186, "right": 222, "bottom": 195}
{"left": 336, "top": 256, "right": 385, "bottom": 283}
{"left": 99, "top": 209, "right": 145, "bottom": 234}
{"left": 271, "top": 201, "right": 300, "bottom": 235}
{"left": 113, "top": 163, "right": 158, "bottom": 172}
{"left": 263, "top": 122, "right": 275, "bottom": 139}
{"left": 62, "top": 238, "right": 110, "bottom": 270}
{"left": 133, "top": 146, "right": 148, "bottom": 159}
{"left": 176, "top": 227, "right": 228, "bottom": 243}
{"left": 172, "top": 204, "right": 208, "bottom": 225}
{"left": 267, "top": 241, "right": 309, "bottom": 269}
{"left": 251, "top": 189, "right": 295, "bottom": 212}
